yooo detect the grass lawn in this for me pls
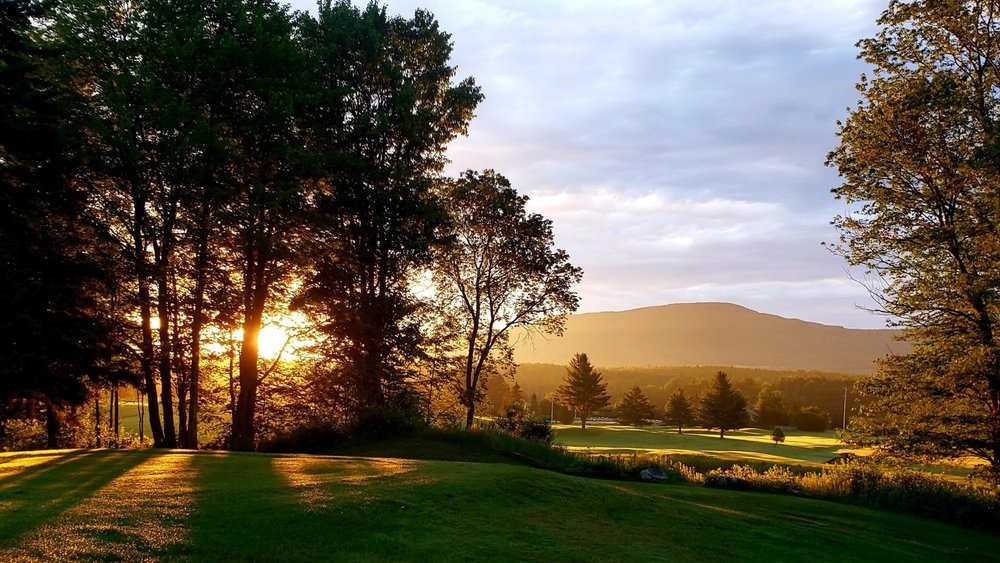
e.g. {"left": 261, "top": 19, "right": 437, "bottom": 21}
{"left": 554, "top": 423, "right": 857, "bottom": 466}
{"left": 0, "top": 448, "right": 996, "bottom": 561}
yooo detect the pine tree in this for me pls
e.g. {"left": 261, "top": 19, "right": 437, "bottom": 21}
{"left": 663, "top": 388, "right": 695, "bottom": 434}
{"left": 699, "top": 372, "right": 749, "bottom": 439}
{"left": 616, "top": 386, "right": 656, "bottom": 427}
{"left": 555, "top": 353, "right": 610, "bottom": 429}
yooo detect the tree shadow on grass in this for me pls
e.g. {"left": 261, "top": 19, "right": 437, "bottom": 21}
{"left": 185, "top": 452, "right": 430, "bottom": 560}
{"left": 0, "top": 449, "right": 157, "bottom": 546}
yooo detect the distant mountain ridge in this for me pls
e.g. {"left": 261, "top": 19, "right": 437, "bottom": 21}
{"left": 512, "top": 302, "right": 907, "bottom": 374}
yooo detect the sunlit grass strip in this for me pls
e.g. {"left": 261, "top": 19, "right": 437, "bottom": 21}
{"left": 3, "top": 451, "right": 197, "bottom": 560}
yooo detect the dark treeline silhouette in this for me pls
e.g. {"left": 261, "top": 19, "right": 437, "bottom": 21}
{"left": 0, "top": 0, "right": 580, "bottom": 451}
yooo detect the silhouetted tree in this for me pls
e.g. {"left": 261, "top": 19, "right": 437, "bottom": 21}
{"left": 294, "top": 2, "right": 482, "bottom": 424}
{"left": 555, "top": 354, "right": 610, "bottom": 429}
{"left": 663, "top": 388, "right": 695, "bottom": 434}
{"left": 792, "top": 406, "right": 830, "bottom": 432}
{"left": 771, "top": 427, "right": 785, "bottom": 446}
{"left": 434, "top": 170, "right": 582, "bottom": 428}
{"left": 616, "top": 386, "right": 656, "bottom": 427}
{"left": 0, "top": 0, "right": 123, "bottom": 447}
{"left": 699, "top": 372, "right": 749, "bottom": 438}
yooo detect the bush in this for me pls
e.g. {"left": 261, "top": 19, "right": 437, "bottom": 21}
{"left": 792, "top": 406, "right": 830, "bottom": 431}
{"left": 0, "top": 418, "right": 47, "bottom": 451}
{"left": 494, "top": 404, "right": 554, "bottom": 445}
{"left": 258, "top": 422, "right": 347, "bottom": 454}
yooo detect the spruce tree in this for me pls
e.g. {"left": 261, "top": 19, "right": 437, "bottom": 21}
{"left": 663, "top": 388, "right": 695, "bottom": 434}
{"left": 555, "top": 353, "right": 610, "bottom": 429}
{"left": 616, "top": 386, "right": 656, "bottom": 427}
{"left": 699, "top": 372, "right": 749, "bottom": 439}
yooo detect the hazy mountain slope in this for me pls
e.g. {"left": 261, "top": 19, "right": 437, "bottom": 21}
{"left": 513, "top": 302, "right": 907, "bottom": 374}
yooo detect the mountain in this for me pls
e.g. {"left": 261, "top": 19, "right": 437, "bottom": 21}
{"left": 512, "top": 302, "right": 907, "bottom": 374}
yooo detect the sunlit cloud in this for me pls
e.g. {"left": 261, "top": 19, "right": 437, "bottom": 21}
{"left": 291, "top": 0, "right": 890, "bottom": 327}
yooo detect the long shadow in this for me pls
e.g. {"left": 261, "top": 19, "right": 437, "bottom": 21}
{"left": 0, "top": 449, "right": 158, "bottom": 546}
{"left": 0, "top": 449, "right": 94, "bottom": 488}
{"left": 184, "top": 452, "right": 302, "bottom": 559}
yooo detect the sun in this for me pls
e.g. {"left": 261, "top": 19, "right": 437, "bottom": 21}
{"left": 258, "top": 324, "right": 290, "bottom": 359}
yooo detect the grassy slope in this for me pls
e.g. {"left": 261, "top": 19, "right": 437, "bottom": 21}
{"left": 0, "top": 449, "right": 996, "bottom": 561}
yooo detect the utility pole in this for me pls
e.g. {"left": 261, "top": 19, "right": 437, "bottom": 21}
{"left": 842, "top": 387, "right": 848, "bottom": 430}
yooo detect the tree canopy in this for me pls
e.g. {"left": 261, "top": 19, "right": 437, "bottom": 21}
{"left": 434, "top": 169, "right": 582, "bottom": 428}
{"left": 828, "top": 0, "right": 1000, "bottom": 473}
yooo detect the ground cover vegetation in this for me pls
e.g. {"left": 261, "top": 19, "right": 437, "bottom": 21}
{"left": 1, "top": 445, "right": 997, "bottom": 560}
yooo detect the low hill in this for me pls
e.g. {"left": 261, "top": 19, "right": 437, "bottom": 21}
{"left": 0, "top": 448, "right": 996, "bottom": 560}
{"left": 513, "top": 302, "right": 907, "bottom": 374}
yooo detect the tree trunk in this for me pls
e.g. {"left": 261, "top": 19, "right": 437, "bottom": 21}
{"left": 233, "top": 315, "right": 261, "bottom": 450}
{"left": 133, "top": 185, "right": 164, "bottom": 447}
{"left": 94, "top": 395, "right": 101, "bottom": 448}
{"left": 44, "top": 400, "right": 61, "bottom": 449}
{"left": 184, "top": 208, "right": 209, "bottom": 449}
{"left": 156, "top": 265, "right": 177, "bottom": 448}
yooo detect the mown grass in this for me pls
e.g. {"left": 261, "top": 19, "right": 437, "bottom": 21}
{"left": 553, "top": 423, "right": 847, "bottom": 466}
{"left": 0, "top": 448, "right": 997, "bottom": 561}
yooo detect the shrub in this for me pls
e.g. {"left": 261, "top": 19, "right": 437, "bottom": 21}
{"left": 494, "top": 403, "right": 554, "bottom": 445}
{"left": 0, "top": 418, "right": 47, "bottom": 451}
{"left": 258, "top": 422, "right": 347, "bottom": 454}
{"left": 792, "top": 406, "right": 830, "bottom": 431}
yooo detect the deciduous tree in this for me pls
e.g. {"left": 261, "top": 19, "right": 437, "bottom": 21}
{"left": 753, "top": 382, "right": 788, "bottom": 428}
{"left": 828, "top": 0, "right": 1000, "bottom": 473}
{"left": 434, "top": 170, "right": 582, "bottom": 428}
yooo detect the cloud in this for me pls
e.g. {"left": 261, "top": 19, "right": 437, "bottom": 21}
{"left": 290, "top": 0, "right": 891, "bottom": 327}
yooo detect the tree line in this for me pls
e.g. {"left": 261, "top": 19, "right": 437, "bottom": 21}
{"left": 0, "top": 0, "right": 580, "bottom": 451}
{"left": 513, "top": 354, "right": 831, "bottom": 438}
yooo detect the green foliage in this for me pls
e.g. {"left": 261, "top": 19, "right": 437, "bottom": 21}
{"left": 753, "top": 382, "right": 788, "bottom": 428}
{"left": 615, "top": 386, "right": 657, "bottom": 427}
{"left": 555, "top": 353, "right": 611, "bottom": 429}
{"left": 493, "top": 403, "right": 554, "bottom": 445}
{"left": 793, "top": 406, "right": 830, "bottom": 432}
{"left": 663, "top": 388, "right": 695, "bottom": 433}
{"left": 828, "top": 0, "right": 1000, "bottom": 471}
{"left": 699, "top": 372, "right": 749, "bottom": 438}
{"left": 0, "top": 419, "right": 46, "bottom": 452}
{"left": 434, "top": 170, "right": 582, "bottom": 428}
{"left": 771, "top": 427, "right": 785, "bottom": 445}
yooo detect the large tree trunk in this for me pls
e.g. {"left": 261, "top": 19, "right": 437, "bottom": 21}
{"left": 184, "top": 206, "right": 210, "bottom": 449}
{"left": 134, "top": 191, "right": 164, "bottom": 447}
{"left": 156, "top": 267, "right": 177, "bottom": 448}
{"left": 233, "top": 313, "right": 261, "bottom": 450}
{"left": 44, "top": 400, "right": 61, "bottom": 449}
{"left": 138, "top": 274, "right": 164, "bottom": 446}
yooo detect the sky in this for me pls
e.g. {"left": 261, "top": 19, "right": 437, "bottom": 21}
{"left": 290, "top": 0, "right": 890, "bottom": 328}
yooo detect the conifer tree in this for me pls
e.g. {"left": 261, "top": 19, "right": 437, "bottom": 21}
{"left": 699, "top": 372, "right": 748, "bottom": 439}
{"left": 555, "top": 353, "right": 610, "bottom": 429}
{"left": 663, "top": 388, "right": 695, "bottom": 434}
{"left": 616, "top": 386, "right": 656, "bottom": 427}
